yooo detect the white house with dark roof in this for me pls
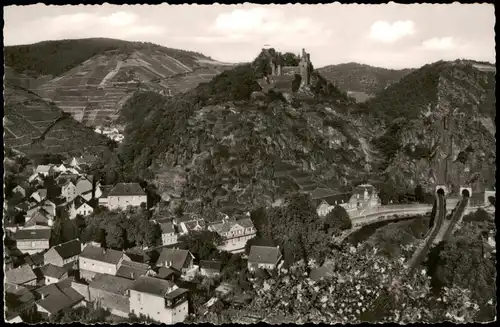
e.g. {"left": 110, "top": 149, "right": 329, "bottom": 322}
{"left": 15, "top": 229, "right": 51, "bottom": 254}
{"left": 41, "top": 263, "right": 69, "bottom": 285}
{"left": 106, "top": 183, "right": 147, "bottom": 210}
{"left": 247, "top": 245, "right": 282, "bottom": 272}
{"left": 347, "top": 184, "right": 381, "bottom": 210}
{"left": 79, "top": 244, "right": 130, "bottom": 280}
{"left": 159, "top": 221, "right": 178, "bottom": 246}
{"left": 179, "top": 219, "right": 206, "bottom": 235}
{"left": 208, "top": 216, "right": 256, "bottom": 253}
{"left": 129, "top": 276, "right": 189, "bottom": 324}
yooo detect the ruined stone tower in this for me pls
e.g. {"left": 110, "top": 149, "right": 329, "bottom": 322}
{"left": 299, "top": 48, "right": 311, "bottom": 86}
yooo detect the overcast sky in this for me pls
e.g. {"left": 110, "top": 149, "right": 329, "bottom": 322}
{"left": 4, "top": 3, "right": 495, "bottom": 69}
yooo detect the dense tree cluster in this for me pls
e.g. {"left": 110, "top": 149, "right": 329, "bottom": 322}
{"left": 49, "top": 303, "right": 111, "bottom": 323}
{"left": 324, "top": 205, "right": 352, "bottom": 236}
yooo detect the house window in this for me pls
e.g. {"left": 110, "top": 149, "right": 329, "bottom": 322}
{"left": 137, "top": 293, "right": 142, "bottom": 303}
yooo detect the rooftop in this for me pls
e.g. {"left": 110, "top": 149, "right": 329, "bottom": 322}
{"left": 89, "top": 273, "right": 135, "bottom": 295}
{"left": 116, "top": 260, "right": 150, "bottom": 280}
{"left": 248, "top": 246, "right": 282, "bottom": 265}
{"left": 50, "top": 239, "right": 82, "bottom": 259}
{"left": 41, "top": 263, "right": 68, "bottom": 279}
{"left": 5, "top": 264, "right": 37, "bottom": 285}
{"left": 80, "top": 245, "right": 124, "bottom": 265}
{"left": 108, "top": 183, "right": 146, "bottom": 197}
{"left": 15, "top": 228, "right": 51, "bottom": 241}
{"left": 157, "top": 248, "right": 192, "bottom": 272}
{"left": 131, "top": 276, "right": 176, "bottom": 297}
{"left": 36, "top": 284, "right": 84, "bottom": 315}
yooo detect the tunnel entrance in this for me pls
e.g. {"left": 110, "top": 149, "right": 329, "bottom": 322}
{"left": 437, "top": 188, "right": 445, "bottom": 196}
{"left": 461, "top": 189, "right": 471, "bottom": 198}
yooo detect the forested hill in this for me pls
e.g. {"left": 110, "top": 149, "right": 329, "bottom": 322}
{"left": 362, "top": 60, "right": 496, "bottom": 194}
{"left": 112, "top": 59, "right": 369, "bottom": 216}
{"left": 317, "top": 62, "right": 414, "bottom": 102}
{"left": 4, "top": 38, "right": 211, "bottom": 78}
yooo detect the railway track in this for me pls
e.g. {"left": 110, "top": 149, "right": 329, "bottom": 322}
{"left": 406, "top": 192, "right": 446, "bottom": 273}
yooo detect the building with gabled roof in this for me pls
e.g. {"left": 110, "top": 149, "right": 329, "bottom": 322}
{"left": 60, "top": 180, "right": 77, "bottom": 202}
{"left": 129, "top": 276, "right": 189, "bottom": 324}
{"left": 44, "top": 239, "right": 82, "bottom": 267}
{"left": 15, "top": 229, "right": 51, "bottom": 254}
{"left": 179, "top": 219, "right": 206, "bottom": 235}
{"left": 208, "top": 217, "right": 256, "bottom": 253}
{"left": 5, "top": 283, "right": 37, "bottom": 321}
{"left": 35, "top": 165, "right": 52, "bottom": 176}
{"left": 106, "top": 182, "right": 147, "bottom": 210}
{"left": 75, "top": 176, "right": 93, "bottom": 197}
{"left": 40, "top": 263, "right": 69, "bottom": 285}
{"left": 315, "top": 192, "right": 353, "bottom": 217}
{"left": 199, "top": 259, "right": 222, "bottom": 277}
{"left": 24, "top": 209, "right": 54, "bottom": 229}
{"left": 12, "top": 183, "right": 29, "bottom": 197}
{"left": 247, "top": 245, "right": 282, "bottom": 272}
{"left": 159, "top": 221, "right": 178, "bottom": 246}
{"left": 156, "top": 248, "right": 195, "bottom": 277}
{"left": 30, "top": 188, "right": 47, "bottom": 203}
{"left": 79, "top": 245, "right": 130, "bottom": 280}
{"left": 35, "top": 282, "right": 85, "bottom": 317}
{"left": 98, "top": 185, "right": 114, "bottom": 207}
{"left": 5, "top": 264, "right": 37, "bottom": 286}
{"left": 116, "top": 260, "right": 152, "bottom": 280}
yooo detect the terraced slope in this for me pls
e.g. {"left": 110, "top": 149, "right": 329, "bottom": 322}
{"left": 4, "top": 84, "right": 111, "bottom": 157}
{"left": 5, "top": 38, "right": 231, "bottom": 127}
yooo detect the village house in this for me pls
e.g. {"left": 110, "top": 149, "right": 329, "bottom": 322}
{"left": 314, "top": 192, "right": 353, "bottom": 217}
{"left": 30, "top": 188, "right": 48, "bottom": 203}
{"left": 5, "top": 264, "right": 38, "bottom": 286}
{"left": 24, "top": 209, "right": 54, "bottom": 229}
{"left": 71, "top": 273, "right": 135, "bottom": 318}
{"left": 75, "top": 176, "right": 93, "bottom": 197}
{"left": 68, "top": 196, "right": 94, "bottom": 218}
{"left": 61, "top": 180, "right": 77, "bottom": 202}
{"left": 34, "top": 281, "right": 85, "bottom": 318}
{"left": 28, "top": 173, "right": 44, "bottom": 184}
{"left": 98, "top": 185, "right": 114, "bottom": 207}
{"left": 35, "top": 165, "right": 52, "bottom": 177}
{"left": 52, "top": 163, "right": 68, "bottom": 174}
{"left": 15, "top": 229, "right": 51, "bottom": 254}
{"left": 199, "top": 260, "right": 222, "bottom": 277}
{"left": 247, "top": 245, "right": 283, "bottom": 272}
{"left": 5, "top": 283, "right": 37, "bottom": 321}
{"left": 79, "top": 244, "right": 130, "bottom": 280}
{"left": 179, "top": 218, "right": 206, "bottom": 235}
{"left": 116, "top": 260, "right": 153, "bottom": 280}
{"left": 41, "top": 199, "right": 57, "bottom": 217}
{"left": 156, "top": 248, "right": 196, "bottom": 279}
{"left": 346, "top": 184, "right": 381, "bottom": 210}
{"left": 106, "top": 182, "right": 148, "bottom": 210}
{"left": 40, "top": 263, "right": 69, "bottom": 285}
{"left": 129, "top": 276, "right": 189, "bottom": 324}
{"left": 208, "top": 216, "right": 257, "bottom": 253}
{"left": 160, "top": 220, "right": 178, "bottom": 246}
{"left": 44, "top": 239, "right": 82, "bottom": 268}
{"left": 155, "top": 267, "right": 181, "bottom": 282}
{"left": 13, "top": 183, "right": 29, "bottom": 197}
{"left": 22, "top": 252, "right": 45, "bottom": 269}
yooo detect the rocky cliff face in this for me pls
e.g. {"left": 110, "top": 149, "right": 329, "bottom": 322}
{"left": 147, "top": 100, "right": 367, "bottom": 213}
{"left": 367, "top": 60, "right": 496, "bottom": 194}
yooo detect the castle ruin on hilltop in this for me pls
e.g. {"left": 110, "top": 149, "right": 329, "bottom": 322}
{"left": 258, "top": 48, "right": 312, "bottom": 94}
